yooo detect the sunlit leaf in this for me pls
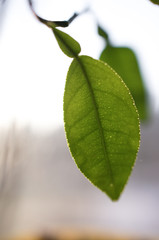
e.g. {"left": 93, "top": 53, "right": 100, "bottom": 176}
{"left": 52, "top": 28, "right": 81, "bottom": 58}
{"left": 98, "top": 26, "right": 147, "bottom": 121}
{"left": 64, "top": 55, "right": 140, "bottom": 200}
{"left": 149, "top": 0, "right": 159, "bottom": 4}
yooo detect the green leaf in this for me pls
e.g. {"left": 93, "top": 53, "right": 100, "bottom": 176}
{"left": 52, "top": 28, "right": 81, "bottom": 58}
{"left": 149, "top": 0, "right": 159, "bottom": 4}
{"left": 64, "top": 55, "right": 140, "bottom": 200}
{"left": 98, "top": 26, "right": 147, "bottom": 121}
{"left": 98, "top": 25, "right": 109, "bottom": 43}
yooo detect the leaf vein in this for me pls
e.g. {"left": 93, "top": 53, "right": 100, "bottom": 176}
{"left": 68, "top": 108, "right": 94, "bottom": 132}
{"left": 75, "top": 128, "right": 98, "bottom": 144}
{"left": 65, "top": 82, "right": 86, "bottom": 112}
{"left": 93, "top": 88, "right": 132, "bottom": 112}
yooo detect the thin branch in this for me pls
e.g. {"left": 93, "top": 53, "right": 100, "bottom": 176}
{"left": 28, "top": 0, "right": 89, "bottom": 28}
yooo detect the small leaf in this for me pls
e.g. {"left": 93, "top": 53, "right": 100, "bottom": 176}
{"left": 149, "top": 0, "right": 159, "bottom": 4}
{"left": 52, "top": 28, "right": 81, "bottom": 58}
{"left": 98, "top": 25, "right": 109, "bottom": 43}
{"left": 64, "top": 55, "right": 140, "bottom": 200}
{"left": 98, "top": 26, "right": 147, "bottom": 120}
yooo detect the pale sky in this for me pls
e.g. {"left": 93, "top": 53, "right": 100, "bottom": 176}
{"left": 0, "top": 0, "right": 159, "bottom": 131}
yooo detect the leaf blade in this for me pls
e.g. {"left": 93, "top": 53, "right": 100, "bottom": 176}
{"left": 98, "top": 26, "right": 147, "bottom": 121}
{"left": 64, "top": 55, "right": 140, "bottom": 200}
{"left": 149, "top": 0, "right": 159, "bottom": 5}
{"left": 52, "top": 28, "right": 81, "bottom": 58}
{"left": 100, "top": 46, "right": 147, "bottom": 120}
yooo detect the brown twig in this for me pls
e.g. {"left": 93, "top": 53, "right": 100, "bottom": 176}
{"left": 28, "top": 0, "right": 89, "bottom": 28}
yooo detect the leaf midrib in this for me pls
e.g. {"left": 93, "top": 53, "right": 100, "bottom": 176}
{"left": 76, "top": 56, "right": 116, "bottom": 192}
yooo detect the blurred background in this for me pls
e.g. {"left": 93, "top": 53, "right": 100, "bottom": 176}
{"left": 0, "top": 0, "right": 159, "bottom": 239}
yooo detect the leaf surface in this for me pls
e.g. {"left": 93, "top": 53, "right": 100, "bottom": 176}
{"left": 149, "top": 0, "right": 159, "bottom": 4}
{"left": 98, "top": 26, "right": 147, "bottom": 120}
{"left": 52, "top": 28, "right": 81, "bottom": 58}
{"left": 64, "top": 55, "right": 140, "bottom": 200}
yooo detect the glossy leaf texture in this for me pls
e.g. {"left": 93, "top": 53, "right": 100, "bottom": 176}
{"left": 52, "top": 28, "right": 81, "bottom": 58}
{"left": 64, "top": 55, "right": 140, "bottom": 200}
{"left": 149, "top": 0, "right": 159, "bottom": 4}
{"left": 98, "top": 26, "right": 147, "bottom": 121}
